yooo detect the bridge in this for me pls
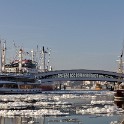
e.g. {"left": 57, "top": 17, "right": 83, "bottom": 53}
{"left": 36, "top": 69, "right": 124, "bottom": 83}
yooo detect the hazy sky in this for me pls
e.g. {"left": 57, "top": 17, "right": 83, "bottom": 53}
{"left": 0, "top": 0, "right": 124, "bottom": 72}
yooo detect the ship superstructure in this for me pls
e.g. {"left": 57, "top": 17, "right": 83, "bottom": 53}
{"left": 0, "top": 41, "right": 52, "bottom": 74}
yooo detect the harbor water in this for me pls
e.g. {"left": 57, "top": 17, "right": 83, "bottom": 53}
{"left": 0, "top": 90, "right": 123, "bottom": 124}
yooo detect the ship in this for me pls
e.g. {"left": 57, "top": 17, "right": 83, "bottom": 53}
{"left": 114, "top": 42, "right": 124, "bottom": 102}
{"left": 0, "top": 41, "right": 55, "bottom": 94}
{"left": 0, "top": 80, "right": 55, "bottom": 94}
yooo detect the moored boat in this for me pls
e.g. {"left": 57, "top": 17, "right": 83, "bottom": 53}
{"left": 0, "top": 79, "right": 55, "bottom": 94}
{"left": 114, "top": 43, "right": 124, "bottom": 102}
{"left": 0, "top": 41, "right": 55, "bottom": 94}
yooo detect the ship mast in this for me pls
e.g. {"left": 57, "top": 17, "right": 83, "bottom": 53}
{"left": 19, "top": 49, "right": 23, "bottom": 72}
{"left": 115, "top": 41, "right": 124, "bottom": 90}
{"left": 39, "top": 46, "right": 52, "bottom": 72}
{"left": 47, "top": 48, "right": 51, "bottom": 71}
{"left": 42, "top": 46, "right": 46, "bottom": 72}
{"left": 31, "top": 49, "right": 34, "bottom": 62}
{"left": 118, "top": 41, "right": 124, "bottom": 73}
{"left": 1, "top": 41, "right": 6, "bottom": 72}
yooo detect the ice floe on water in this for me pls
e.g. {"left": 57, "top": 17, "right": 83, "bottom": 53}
{"left": 0, "top": 91, "right": 123, "bottom": 117}
{"left": 0, "top": 109, "right": 68, "bottom": 117}
{"left": 76, "top": 105, "right": 124, "bottom": 115}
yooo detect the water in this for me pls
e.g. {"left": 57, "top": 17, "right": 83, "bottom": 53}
{"left": 0, "top": 115, "right": 122, "bottom": 124}
{"left": 0, "top": 90, "right": 123, "bottom": 124}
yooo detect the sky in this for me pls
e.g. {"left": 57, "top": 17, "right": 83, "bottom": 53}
{"left": 0, "top": 0, "right": 124, "bottom": 72}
